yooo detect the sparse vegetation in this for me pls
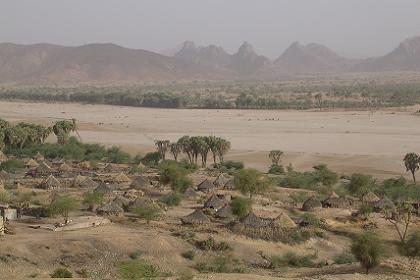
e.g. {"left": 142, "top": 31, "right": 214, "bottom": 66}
{"left": 351, "top": 231, "right": 385, "bottom": 274}
{"left": 116, "top": 259, "right": 171, "bottom": 279}
{"left": 50, "top": 268, "right": 73, "bottom": 278}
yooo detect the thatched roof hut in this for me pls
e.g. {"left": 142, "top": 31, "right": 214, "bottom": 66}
{"left": 241, "top": 212, "right": 268, "bottom": 227}
{"left": 40, "top": 175, "right": 61, "bottom": 189}
{"left": 25, "top": 159, "right": 39, "bottom": 169}
{"left": 79, "top": 177, "right": 98, "bottom": 189}
{"left": 35, "top": 152, "right": 44, "bottom": 162}
{"left": 322, "top": 195, "right": 348, "bottom": 208}
{"left": 94, "top": 182, "right": 113, "bottom": 194}
{"left": 36, "top": 162, "right": 52, "bottom": 174}
{"left": 96, "top": 202, "right": 124, "bottom": 216}
{"left": 270, "top": 212, "right": 296, "bottom": 229}
{"left": 204, "top": 194, "right": 225, "bottom": 211}
{"left": 130, "top": 197, "right": 153, "bottom": 209}
{"left": 374, "top": 197, "right": 396, "bottom": 212}
{"left": 213, "top": 174, "right": 229, "bottom": 188}
{"left": 362, "top": 191, "right": 380, "bottom": 204}
{"left": 184, "top": 187, "right": 199, "bottom": 199}
{"left": 181, "top": 209, "right": 210, "bottom": 225}
{"left": 302, "top": 196, "right": 322, "bottom": 211}
{"left": 197, "top": 179, "right": 215, "bottom": 193}
{"left": 130, "top": 176, "right": 151, "bottom": 190}
{"left": 224, "top": 178, "right": 235, "bottom": 190}
{"left": 79, "top": 161, "right": 91, "bottom": 169}
{"left": 215, "top": 205, "right": 234, "bottom": 219}
{"left": 112, "top": 173, "right": 131, "bottom": 184}
{"left": 103, "top": 163, "right": 114, "bottom": 173}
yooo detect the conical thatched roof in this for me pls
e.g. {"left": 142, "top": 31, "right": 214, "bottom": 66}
{"left": 184, "top": 187, "right": 199, "bottom": 199}
{"left": 302, "top": 196, "right": 322, "bottom": 211}
{"left": 130, "top": 197, "right": 152, "bottom": 209}
{"left": 36, "top": 162, "right": 52, "bottom": 173}
{"left": 215, "top": 205, "right": 234, "bottom": 219}
{"left": 204, "top": 194, "right": 225, "bottom": 211}
{"left": 112, "top": 172, "right": 131, "bottom": 183}
{"left": 241, "top": 212, "right": 267, "bottom": 227}
{"left": 322, "top": 196, "right": 348, "bottom": 208}
{"left": 197, "top": 179, "right": 215, "bottom": 193}
{"left": 374, "top": 197, "right": 396, "bottom": 211}
{"left": 224, "top": 178, "right": 235, "bottom": 190}
{"left": 362, "top": 191, "right": 380, "bottom": 203}
{"left": 97, "top": 202, "right": 124, "bottom": 216}
{"left": 94, "top": 182, "right": 113, "bottom": 193}
{"left": 213, "top": 174, "right": 229, "bottom": 188}
{"left": 79, "top": 177, "right": 98, "bottom": 188}
{"left": 137, "top": 162, "right": 146, "bottom": 169}
{"left": 25, "top": 159, "right": 39, "bottom": 169}
{"left": 40, "top": 175, "right": 61, "bottom": 189}
{"left": 0, "top": 151, "right": 8, "bottom": 163}
{"left": 130, "top": 176, "right": 151, "bottom": 189}
{"left": 103, "top": 163, "right": 114, "bottom": 172}
{"left": 270, "top": 212, "right": 296, "bottom": 229}
{"left": 181, "top": 209, "right": 210, "bottom": 225}
{"left": 35, "top": 152, "right": 44, "bottom": 162}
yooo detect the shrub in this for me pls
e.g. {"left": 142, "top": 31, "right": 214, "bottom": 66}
{"left": 47, "top": 196, "right": 79, "bottom": 224}
{"left": 161, "top": 192, "right": 183, "bottom": 207}
{"left": 129, "top": 251, "right": 142, "bottom": 260}
{"left": 230, "top": 197, "right": 252, "bottom": 218}
{"left": 358, "top": 204, "right": 373, "bottom": 219}
{"left": 300, "top": 213, "right": 321, "bottom": 227}
{"left": 289, "top": 192, "right": 310, "bottom": 203}
{"left": 195, "top": 254, "right": 242, "bottom": 273}
{"left": 268, "top": 164, "right": 285, "bottom": 175}
{"left": 181, "top": 250, "right": 195, "bottom": 260}
{"left": 141, "top": 152, "right": 161, "bottom": 166}
{"left": 0, "top": 159, "right": 24, "bottom": 173}
{"left": 50, "top": 268, "right": 73, "bottom": 278}
{"left": 347, "top": 174, "right": 376, "bottom": 196}
{"left": 159, "top": 161, "right": 192, "bottom": 193}
{"left": 196, "top": 236, "right": 232, "bottom": 251}
{"left": 131, "top": 204, "right": 162, "bottom": 223}
{"left": 404, "top": 231, "right": 420, "bottom": 258}
{"left": 312, "top": 164, "right": 338, "bottom": 187}
{"left": 82, "top": 191, "right": 104, "bottom": 211}
{"left": 351, "top": 231, "right": 384, "bottom": 274}
{"left": 270, "top": 252, "right": 316, "bottom": 268}
{"left": 333, "top": 252, "right": 356, "bottom": 264}
{"left": 234, "top": 168, "right": 269, "bottom": 198}
{"left": 129, "top": 166, "right": 144, "bottom": 174}
{"left": 116, "top": 259, "right": 171, "bottom": 280}
{"left": 106, "top": 146, "right": 131, "bottom": 163}
{"left": 277, "top": 170, "right": 316, "bottom": 189}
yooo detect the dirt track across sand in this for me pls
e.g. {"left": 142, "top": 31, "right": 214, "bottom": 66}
{"left": 1, "top": 101, "right": 420, "bottom": 178}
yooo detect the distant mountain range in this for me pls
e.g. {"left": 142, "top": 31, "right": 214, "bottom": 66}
{"left": 1, "top": 36, "right": 420, "bottom": 84}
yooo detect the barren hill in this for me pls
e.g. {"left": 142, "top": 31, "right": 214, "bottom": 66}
{"left": 0, "top": 43, "right": 228, "bottom": 84}
{"left": 352, "top": 36, "right": 420, "bottom": 72}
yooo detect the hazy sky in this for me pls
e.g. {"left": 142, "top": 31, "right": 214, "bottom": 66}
{"left": 1, "top": 0, "right": 420, "bottom": 58}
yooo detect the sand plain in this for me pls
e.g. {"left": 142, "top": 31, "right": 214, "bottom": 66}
{"left": 1, "top": 100, "right": 420, "bottom": 179}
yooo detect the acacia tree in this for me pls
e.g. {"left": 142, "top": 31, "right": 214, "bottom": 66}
{"left": 53, "top": 119, "right": 78, "bottom": 145}
{"left": 169, "top": 142, "right": 181, "bottom": 161}
{"left": 155, "top": 140, "right": 170, "bottom": 160}
{"left": 403, "top": 153, "right": 419, "bottom": 183}
{"left": 48, "top": 195, "right": 79, "bottom": 224}
{"left": 351, "top": 231, "right": 384, "bottom": 274}
{"left": 383, "top": 202, "right": 413, "bottom": 243}
{"left": 269, "top": 150, "right": 283, "bottom": 166}
{"left": 234, "top": 168, "right": 269, "bottom": 198}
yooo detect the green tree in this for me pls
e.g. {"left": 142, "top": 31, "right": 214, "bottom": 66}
{"left": 132, "top": 204, "right": 162, "bottom": 224}
{"left": 403, "top": 153, "right": 420, "bottom": 183}
{"left": 82, "top": 191, "right": 105, "bottom": 211}
{"left": 53, "top": 119, "right": 78, "bottom": 145}
{"left": 230, "top": 197, "right": 252, "bottom": 218}
{"left": 155, "top": 140, "right": 170, "bottom": 161}
{"left": 169, "top": 142, "right": 181, "bottom": 161}
{"left": 404, "top": 231, "right": 420, "bottom": 259}
{"left": 351, "top": 231, "right": 384, "bottom": 274}
{"left": 234, "top": 168, "right": 269, "bottom": 198}
{"left": 269, "top": 150, "right": 283, "bottom": 166}
{"left": 313, "top": 164, "right": 338, "bottom": 187}
{"left": 347, "top": 173, "right": 376, "bottom": 196}
{"left": 48, "top": 196, "right": 79, "bottom": 224}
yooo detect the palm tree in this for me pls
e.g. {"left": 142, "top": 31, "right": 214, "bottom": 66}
{"left": 53, "top": 119, "right": 77, "bottom": 145}
{"left": 178, "top": 136, "right": 193, "bottom": 163}
{"left": 403, "top": 153, "right": 420, "bottom": 183}
{"left": 169, "top": 142, "right": 181, "bottom": 161}
{"left": 216, "top": 138, "right": 230, "bottom": 163}
{"left": 206, "top": 135, "right": 218, "bottom": 164}
{"left": 155, "top": 140, "right": 170, "bottom": 160}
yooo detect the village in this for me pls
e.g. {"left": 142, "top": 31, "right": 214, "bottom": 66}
{"left": 0, "top": 117, "right": 420, "bottom": 279}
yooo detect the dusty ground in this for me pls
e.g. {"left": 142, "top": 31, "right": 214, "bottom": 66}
{"left": 1, "top": 101, "right": 420, "bottom": 178}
